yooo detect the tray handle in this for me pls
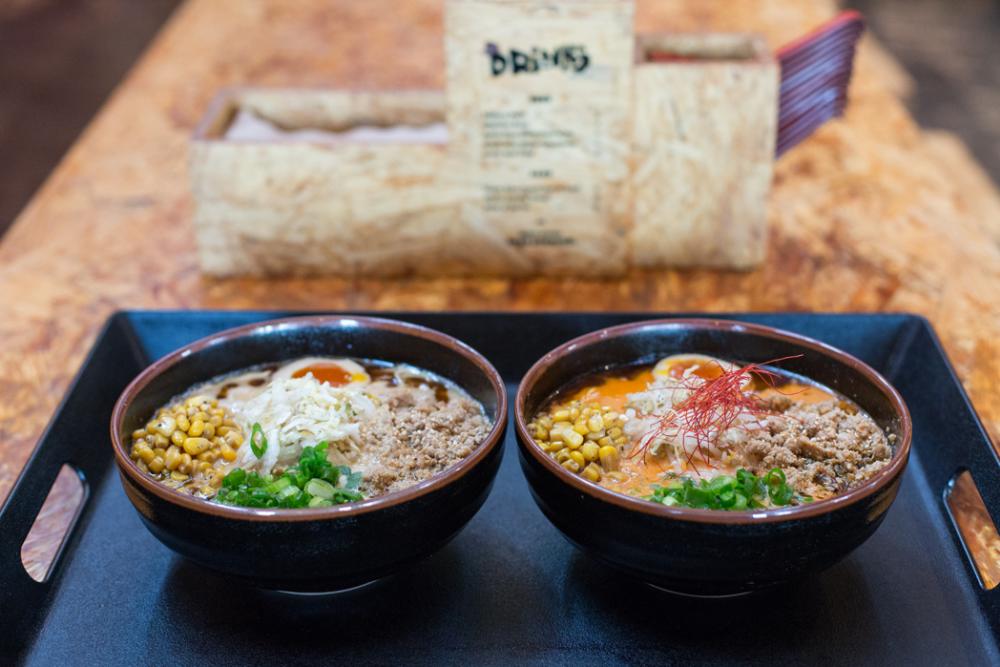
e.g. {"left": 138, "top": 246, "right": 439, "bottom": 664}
{"left": 0, "top": 438, "right": 95, "bottom": 650}
{"left": 945, "top": 469, "right": 1000, "bottom": 591}
{"left": 897, "top": 318, "right": 1000, "bottom": 595}
{"left": 0, "top": 315, "right": 139, "bottom": 652}
{"left": 0, "top": 453, "right": 91, "bottom": 579}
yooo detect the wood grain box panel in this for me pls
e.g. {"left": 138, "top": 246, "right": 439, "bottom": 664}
{"left": 191, "top": 89, "right": 530, "bottom": 277}
{"left": 631, "top": 34, "right": 778, "bottom": 269}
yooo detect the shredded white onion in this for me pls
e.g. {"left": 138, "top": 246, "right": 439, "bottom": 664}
{"left": 624, "top": 358, "right": 755, "bottom": 465}
{"left": 229, "top": 375, "right": 375, "bottom": 475}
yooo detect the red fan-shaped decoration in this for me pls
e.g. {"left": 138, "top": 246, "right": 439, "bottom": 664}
{"left": 776, "top": 10, "right": 865, "bottom": 156}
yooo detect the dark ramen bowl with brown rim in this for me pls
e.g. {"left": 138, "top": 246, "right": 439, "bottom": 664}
{"left": 111, "top": 315, "right": 507, "bottom": 592}
{"left": 514, "top": 318, "right": 912, "bottom": 597}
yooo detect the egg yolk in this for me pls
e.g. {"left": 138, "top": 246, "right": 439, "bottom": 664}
{"left": 653, "top": 358, "right": 724, "bottom": 382}
{"left": 291, "top": 363, "right": 362, "bottom": 386}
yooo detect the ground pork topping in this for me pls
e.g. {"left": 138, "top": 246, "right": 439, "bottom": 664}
{"left": 357, "top": 382, "right": 492, "bottom": 496}
{"left": 734, "top": 398, "right": 893, "bottom": 500}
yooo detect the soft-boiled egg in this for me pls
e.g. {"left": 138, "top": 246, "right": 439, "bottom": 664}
{"left": 272, "top": 357, "right": 370, "bottom": 387}
{"left": 652, "top": 354, "right": 737, "bottom": 382}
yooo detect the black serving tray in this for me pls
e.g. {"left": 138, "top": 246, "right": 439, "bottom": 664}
{"left": 2, "top": 312, "right": 998, "bottom": 666}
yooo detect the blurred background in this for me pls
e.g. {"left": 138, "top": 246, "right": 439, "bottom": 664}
{"left": 1, "top": 0, "right": 998, "bottom": 238}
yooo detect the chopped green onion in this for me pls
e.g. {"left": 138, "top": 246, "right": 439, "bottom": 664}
{"left": 765, "top": 467, "right": 786, "bottom": 487}
{"left": 222, "top": 468, "right": 246, "bottom": 488}
{"left": 276, "top": 484, "right": 300, "bottom": 500}
{"left": 647, "top": 468, "right": 809, "bottom": 511}
{"left": 215, "top": 439, "right": 364, "bottom": 509}
{"left": 264, "top": 476, "right": 291, "bottom": 494}
{"left": 250, "top": 422, "right": 267, "bottom": 459}
{"left": 305, "top": 478, "right": 335, "bottom": 499}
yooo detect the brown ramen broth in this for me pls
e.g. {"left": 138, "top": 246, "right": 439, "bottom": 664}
{"left": 128, "top": 357, "right": 491, "bottom": 508}
{"left": 527, "top": 354, "right": 894, "bottom": 510}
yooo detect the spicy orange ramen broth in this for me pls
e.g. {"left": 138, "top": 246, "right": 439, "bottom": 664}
{"left": 567, "top": 363, "right": 837, "bottom": 497}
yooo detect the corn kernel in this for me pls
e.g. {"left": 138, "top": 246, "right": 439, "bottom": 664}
{"left": 170, "top": 430, "right": 186, "bottom": 446}
{"left": 599, "top": 445, "right": 620, "bottom": 471}
{"left": 176, "top": 413, "right": 190, "bottom": 432}
{"left": 220, "top": 445, "right": 237, "bottom": 462}
{"left": 555, "top": 448, "right": 571, "bottom": 463}
{"left": 569, "top": 450, "right": 586, "bottom": 468}
{"left": 561, "top": 459, "right": 581, "bottom": 474}
{"left": 183, "top": 437, "right": 210, "bottom": 455}
{"left": 587, "top": 415, "right": 604, "bottom": 432}
{"left": 151, "top": 415, "right": 176, "bottom": 437}
{"left": 608, "top": 426, "right": 623, "bottom": 439}
{"left": 188, "top": 419, "right": 205, "bottom": 437}
{"left": 581, "top": 442, "right": 600, "bottom": 462}
{"left": 170, "top": 471, "right": 189, "bottom": 482}
{"left": 564, "top": 430, "right": 584, "bottom": 448}
{"left": 132, "top": 442, "right": 152, "bottom": 461}
{"left": 164, "top": 446, "right": 182, "bottom": 470}
{"left": 582, "top": 463, "right": 602, "bottom": 483}
{"left": 569, "top": 408, "right": 580, "bottom": 420}
{"left": 597, "top": 436, "right": 613, "bottom": 448}
{"left": 148, "top": 457, "right": 165, "bottom": 474}
{"left": 131, "top": 429, "right": 147, "bottom": 441}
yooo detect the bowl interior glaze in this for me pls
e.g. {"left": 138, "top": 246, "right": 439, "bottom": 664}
{"left": 516, "top": 318, "right": 911, "bottom": 523}
{"left": 114, "top": 315, "right": 506, "bottom": 519}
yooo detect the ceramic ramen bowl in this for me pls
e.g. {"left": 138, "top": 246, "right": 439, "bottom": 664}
{"left": 111, "top": 316, "right": 507, "bottom": 592}
{"left": 514, "top": 318, "right": 911, "bottom": 596}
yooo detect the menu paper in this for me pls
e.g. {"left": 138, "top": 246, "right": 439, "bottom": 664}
{"left": 445, "top": 0, "right": 635, "bottom": 275}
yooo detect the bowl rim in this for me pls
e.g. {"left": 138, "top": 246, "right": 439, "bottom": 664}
{"left": 514, "top": 317, "right": 912, "bottom": 525}
{"left": 111, "top": 314, "right": 507, "bottom": 523}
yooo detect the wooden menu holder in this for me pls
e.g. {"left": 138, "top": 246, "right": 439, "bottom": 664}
{"left": 191, "top": 0, "right": 778, "bottom": 277}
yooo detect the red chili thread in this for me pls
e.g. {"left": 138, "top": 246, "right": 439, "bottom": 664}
{"left": 626, "top": 356, "right": 804, "bottom": 474}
